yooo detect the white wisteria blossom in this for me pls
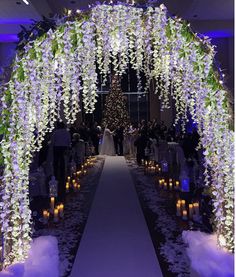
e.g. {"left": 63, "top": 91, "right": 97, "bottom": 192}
{"left": 0, "top": 3, "right": 233, "bottom": 266}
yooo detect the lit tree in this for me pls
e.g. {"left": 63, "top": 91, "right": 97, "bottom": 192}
{"left": 102, "top": 75, "right": 129, "bottom": 129}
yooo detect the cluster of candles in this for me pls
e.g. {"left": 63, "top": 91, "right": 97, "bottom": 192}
{"left": 43, "top": 197, "right": 64, "bottom": 224}
{"left": 42, "top": 156, "right": 97, "bottom": 227}
{"left": 66, "top": 176, "right": 81, "bottom": 193}
{"left": 142, "top": 160, "right": 161, "bottom": 174}
{"left": 84, "top": 156, "right": 96, "bottom": 168}
{"left": 158, "top": 178, "right": 180, "bottom": 190}
{"left": 176, "top": 199, "right": 200, "bottom": 221}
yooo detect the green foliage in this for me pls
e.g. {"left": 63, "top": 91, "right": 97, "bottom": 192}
{"left": 70, "top": 29, "right": 78, "bottom": 49}
{"left": 29, "top": 48, "right": 37, "bottom": 60}
{"left": 207, "top": 67, "right": 223, "bottom": 91}
{"left": 52, "top": 38, "right": 59, "bottom": 56}
{"left": 181, "top": 22, "right": 195, "bottom": 42}
{"left": 17, "top": 62, "right": 25, "bottom": 82}
{"left": 165, "top": 22, "right": 171, "bottom": 38}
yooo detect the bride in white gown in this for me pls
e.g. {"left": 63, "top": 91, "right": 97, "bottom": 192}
{"left": 100, "top": 127, "right": 115, "bottom": 156}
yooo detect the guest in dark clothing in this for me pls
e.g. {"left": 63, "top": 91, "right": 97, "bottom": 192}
{"left": 113, "top": 126, "right": 124, "bottom": 156}
{"left": 160, "top": 121, "right": 167, "bottom": 137}
{"left": 134, "top": 133, "right": 148, "bottom": 165}
{"left": 90, "top": 122, "right": 101, "bottom": 155}
{"left": 139, "top": 120, "right": 148, "bottom": 136}
{"left": 182, "top": 133, "right": 195, "bottom": 160}
{"left": 78, "top": 122, "right": 90, "bottom": 142}
{"left": 51, "top": 121, "right": 71, "bottom": 202}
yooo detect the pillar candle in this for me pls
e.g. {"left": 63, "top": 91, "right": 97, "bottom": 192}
{"left": 164, "top": 182, "right": 168, "bottom": 190}
{"left": 67, "top": 176, "right": 71, "bottom": 182}
{"left": 175, "top": 181, "right": 180, "bottom": 189}
{"left": 54, "top": 208, "right": 59, "bottom": 223}
{"left": 59, "top": 204, "right": 64, "bottom": 218}
{"left": 176, "top": 203, "right": 181, "bottom": 216}
{"left": 182, "top": 209, "right": 188, "bottom": 220}
{"left": 193, "top": 202, "right": 199, "bottom": 215}
{"left": 43, "top": 210, "right": 48, "bottom": 224}
{"left": 66, "top": 182, "right": 70, "bottom": 193}
{"left": 181, "top": 199, "right": 186, "bottom": 209}
{"left": 169, "top": 182, "right": 173, "bottom": 190}
{"left": 50, "top": 197, "right": 55, "bottom": 213}
{"left": 189, "top": 204, "right": 194, "bottom": 219}
{"left": 73, "top": 183, "right": 77, "bottom": 192}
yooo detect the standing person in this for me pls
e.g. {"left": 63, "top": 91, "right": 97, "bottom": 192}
{"left": 134, "top": 132, "right": 148, "bottom": 165}
{"left": 72, "top": 133, "right": 85, "bottom": 167}
{"left": 90, "top": 122, "right": 101, "bottom": 155}
{"left": 51, "top": 121, "right": 71, "bottom": 202}
{"left": 100, "top": 126, "right": 115, "bottom": 156}
{"left": 113, "top": 126, "right": 124, "bottom": 156}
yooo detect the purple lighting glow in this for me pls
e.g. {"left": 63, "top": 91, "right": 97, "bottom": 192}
{"left": 203, "top": 30, "right": 233, "bottom": 38}
{"left": 0, "top": 18, "right": 33, "bottom": 24}
{"left": 0, "top": 34, "right": 19, "bottom": 43}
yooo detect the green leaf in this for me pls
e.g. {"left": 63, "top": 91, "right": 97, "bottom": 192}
{"left": 4, "top": 89, "right": 12, "bottom": 105}
{"left": 17, "top": 62, "right": 25, "bottom": 82}
{"left": 51, "top": 39, "right": 59, "bottom": 57}
{"left": 179, "top": 49, "right": 185, "bottom": 58}
{"left": 59, "top": 24, "right": 65, "bottom": 34}
{"left": 29, "top": 47, "right": 36, "bottom": 60}
{"left": 165, "top": 23, "right": 171, "bottom": 38}
{"left": 70, "top": 29, "right": 77, "bottom": 49}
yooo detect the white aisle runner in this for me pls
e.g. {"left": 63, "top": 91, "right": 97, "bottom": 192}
{"left": 70, "top": 156, "right": 163, "bottom": 277}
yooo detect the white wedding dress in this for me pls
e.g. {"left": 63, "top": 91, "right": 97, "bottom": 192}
{"left": 100, "top": 128, "right": 115, "bottom": 156}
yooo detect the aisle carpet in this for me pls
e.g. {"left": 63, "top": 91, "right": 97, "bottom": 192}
{"left": 70, "top": 156, "right": 163, "bottom": 277}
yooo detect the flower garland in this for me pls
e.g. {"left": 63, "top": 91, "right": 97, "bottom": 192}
{"left": 0, "top": 3, "right": 234, "bottom": 265}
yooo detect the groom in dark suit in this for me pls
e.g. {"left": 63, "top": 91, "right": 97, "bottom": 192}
{"left": 113, "top": 126, "right": 124, "bottom": 156}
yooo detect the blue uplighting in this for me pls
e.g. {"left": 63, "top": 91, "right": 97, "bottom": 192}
{"left": 0, "top": 18, "right": 33, "bottom": 24}
{"left": 0, "top": 34, "right": 19, "bottom": 42}
{"left": 203, "top": 30, "right": 233, "bottom": 38}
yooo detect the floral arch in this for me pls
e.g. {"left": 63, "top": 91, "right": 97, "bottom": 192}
{"left": 0, "top": 3, "right": 234, "bottom": 265}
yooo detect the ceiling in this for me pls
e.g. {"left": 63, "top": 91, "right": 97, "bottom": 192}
{"left": 0, "top": 0, "right": 234, "bottom": 42}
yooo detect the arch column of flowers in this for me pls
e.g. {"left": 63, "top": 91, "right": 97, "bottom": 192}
{"left": 0, "top": 3, "right": 234, "bottom": 265}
